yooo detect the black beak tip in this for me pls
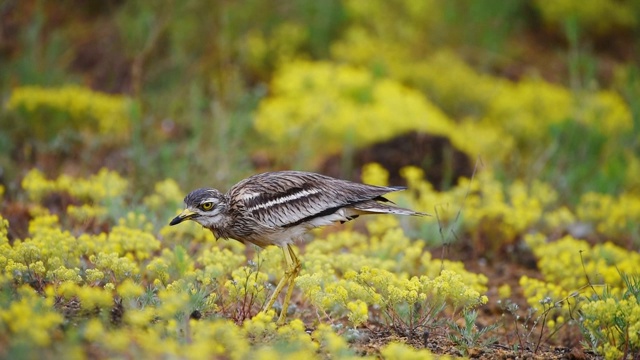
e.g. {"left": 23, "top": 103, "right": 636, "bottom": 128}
{"left": 169, "top": 216, "right": 183, "bottom": 226}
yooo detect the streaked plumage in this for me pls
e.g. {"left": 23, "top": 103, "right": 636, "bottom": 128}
{"left": 170, "top": 170, "right": 425, "bottom": 323}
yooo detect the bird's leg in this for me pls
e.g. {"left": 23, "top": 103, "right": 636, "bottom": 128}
{"left": 263, "top": 247, "right": 291, "bottom": 312}
{"left": 277, "top": 244, "right": 301, "bottom": 325}
{"left": 261, "top": 245, "right": 301, "bottom": 324}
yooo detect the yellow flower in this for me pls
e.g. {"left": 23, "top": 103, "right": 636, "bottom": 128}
{"left": 254, "top": 60, "right": 455, "bottom": 163}
{"left": 22, "top": 168, "right": 128, "bottom": 204}
{"left": 361, "top": 162, "right": 389, "bottom": 187}
{"left": 124, "top": 307, "right": 156, "bottom": 327}
{"left": 83, "top": 318, "right": 105, "bottom": 342}
{"left": 498, "top": 284, "right": 511, "bottom": 299}
{"left": 346, "top": 299, "right": 369, "bottom": 326}
{"left": 224, "top": 266, "right": 269, "bottom": 305}
{"left": 0, "top": 285, "right": 63, "bottom": 346}
{"left": 381, "top": 342, "right": 453, "bottom": 360}
{"left": 117, "top": 278, "right": 145, "bottom": 299}
{"left": 7, "top": 85, "right": 132, "bottom": 139}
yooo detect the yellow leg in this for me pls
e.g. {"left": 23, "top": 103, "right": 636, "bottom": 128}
{"left": 262, "top": 245, "right": 301, "bottom": 325}
{"left": 263, "top": 249, "right": 289, "bottom": 312}
{"left": 277, "top": 245, "right": 301, "bottom": 325}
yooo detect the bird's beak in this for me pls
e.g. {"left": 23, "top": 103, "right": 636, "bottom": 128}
{"left": 170, "top": 209, "right": 196, "bottom": 226}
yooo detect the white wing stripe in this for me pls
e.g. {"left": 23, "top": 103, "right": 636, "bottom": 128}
{"left": 247, "top": 188, "right": 322, "bottom": 212}
{"left": 240, "top": 192, "right": 261, "bottom": 200}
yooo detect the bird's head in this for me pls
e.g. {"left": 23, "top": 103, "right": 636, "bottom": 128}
{"left": 170, "top": 188, "right": 227, "bottom": 228}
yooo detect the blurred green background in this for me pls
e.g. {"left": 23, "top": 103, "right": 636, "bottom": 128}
{"left": 1, "top": 0, "right": 639, "bottom": 204}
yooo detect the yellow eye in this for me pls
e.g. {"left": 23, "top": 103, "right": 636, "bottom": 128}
{"left": 200, "top": 202, "right": 214, "bottom": 211}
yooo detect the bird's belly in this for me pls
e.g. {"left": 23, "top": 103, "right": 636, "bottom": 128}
{"left": 242, "top": 225, "right": 310, "bottom": 248}
{"left": 304, "top": 208, "right": 354, "bottom": 227}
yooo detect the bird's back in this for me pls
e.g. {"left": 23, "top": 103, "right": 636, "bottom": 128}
{"left": 224, "top": 171, "right": 423, "bottom": 246}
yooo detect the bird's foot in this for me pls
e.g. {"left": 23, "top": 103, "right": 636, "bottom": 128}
{"left": 276, "top": 312, "right": 287, "bottom": 326}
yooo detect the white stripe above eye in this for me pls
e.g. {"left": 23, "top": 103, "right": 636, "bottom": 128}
{"left": 247, "top": 188, "right": 321, "bottom": 212}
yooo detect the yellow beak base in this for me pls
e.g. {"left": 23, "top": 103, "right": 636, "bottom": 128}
{"left": 170, "top": 209, "right": 196, "bottom": 226}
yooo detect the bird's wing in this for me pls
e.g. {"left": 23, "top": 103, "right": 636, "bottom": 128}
{"left": 227, "top": 171, "right": 404, "bottom": 228}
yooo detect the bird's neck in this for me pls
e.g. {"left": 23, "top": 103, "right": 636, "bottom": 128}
{"left": 208, "top": 217, "right": 232, "bottom": 240}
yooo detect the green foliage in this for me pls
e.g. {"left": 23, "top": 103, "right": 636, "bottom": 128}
{"left": 0, "top": 2, "right": 72, "bottom": 89}
{"left": 440, "top": 0, "right": 528, "bottom": 55}
{"left": 2, "top": 86, "right": 133, "bottom": 172}
{"left": 580, "top": 273, "right": 640, "bottom": 360}
{"left": 533, "top": 0, "right": 639, "bottom": 35}
{"left": 447, "top": 309, "right": 499, "bottom": 356}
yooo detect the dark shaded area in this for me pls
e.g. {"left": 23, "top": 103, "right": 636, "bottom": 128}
{"left": 69, "top": 24, "right": 132, "bottom": 94}
{"left": 2, "top": 201, "right": 30, "bottom": 242}
{"left": 321, "top": 132, "right": 473, "bottom": 190}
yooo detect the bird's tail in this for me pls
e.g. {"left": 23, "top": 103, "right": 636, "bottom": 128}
{"left": 351, "top": 200, "right": 427, "bottom": 217}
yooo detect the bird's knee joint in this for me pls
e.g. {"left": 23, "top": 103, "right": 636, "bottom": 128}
{"left": 285, "top": 263, "right": 301, "bottom": 276}
{"left": 285, "top": 268, "right": 298, "bottom": 277}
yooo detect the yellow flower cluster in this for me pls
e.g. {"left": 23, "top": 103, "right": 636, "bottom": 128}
{"left": 315, "top": 215, "right": 480, "bottom": 284}
{"left": 523, "top": 233, "right": 640, "bottom": 346}
{"left": 399, "top": 166, "right": 559, "bottom": 246}
{"left": 394, "top": 161, "right": 637, "bottom": 250}
{"left": 254, "top": 60, "right": 454, "bottom": 164}
{"left": 54, "top": 281, "right": 114, "bottom": 310}
{"left": 0, "top": 207, "right": 162, "bottom": 300}
{"left": 581, "top": 293, "right": 640, "bottom": 360}
{"left": 6, "top": 85, "right": 131, "bottom": 138}
{"left": 8, "top": 163, "right": 639, "bottom": 357}
{"left": 360, "top": 162, "right": 390, "bottom": 187}
{"left": 296, "top": 215, "right": 487, "bottom": 328}
{"left": 0, "top": 217, "right": 8, "bottom": 244}
{"left": 149, "top": 247, "right": 197, "bottom": 289}
{"left": 0, "top": 285, "right": 63, "bottom": 347}
{"left": 401, "top": 50, "right": 508, "bottom": 116}
{"left": 91, "top": 252, "right": 139, "bottom": 282}
{"left": 3, "top": 173, "right": 486, "bottom": 358}
{"left": 329, "top": 17, "right": 634, "bottom": 176}
{"left": 143, "top": 178, "right": 185, "bottom": 213}
{"left": 577, "top": 191, "right": 640, "bottom": 240}
{"left": 2, "top": 214, "right": 83, "bottom": 283}
{"left": 526, "top": 234, "right": 640, "bottom": 294}
{"left": 195, "top": 244, "right": 246, "bottom": 282}
{"left": 22, "top": 168, "right": 128, "bottom": 203}
{"left": 224, "top": 266, "right": 269, "bottom": 308}
{"left": 532, "top": 0, "right": 637, "bottom": 34}
{"left": 98, "top": 224, "right": 161, "bottom": 260}
{"left": 381, "top": 342, "right": 455, "bottom": 360}
{"left": 447, "top": 76, "right": 631, "bottom": 166}
{"left": 67, "top": 204, "right": 108, "bottom": 223}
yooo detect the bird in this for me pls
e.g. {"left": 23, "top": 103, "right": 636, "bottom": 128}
{"left": 169, "top": 170, "right": 426, "bottom": 324}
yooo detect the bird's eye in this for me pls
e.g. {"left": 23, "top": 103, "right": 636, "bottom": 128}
{"left": 200, "top": 202, "right": 214, "bottom": 211}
